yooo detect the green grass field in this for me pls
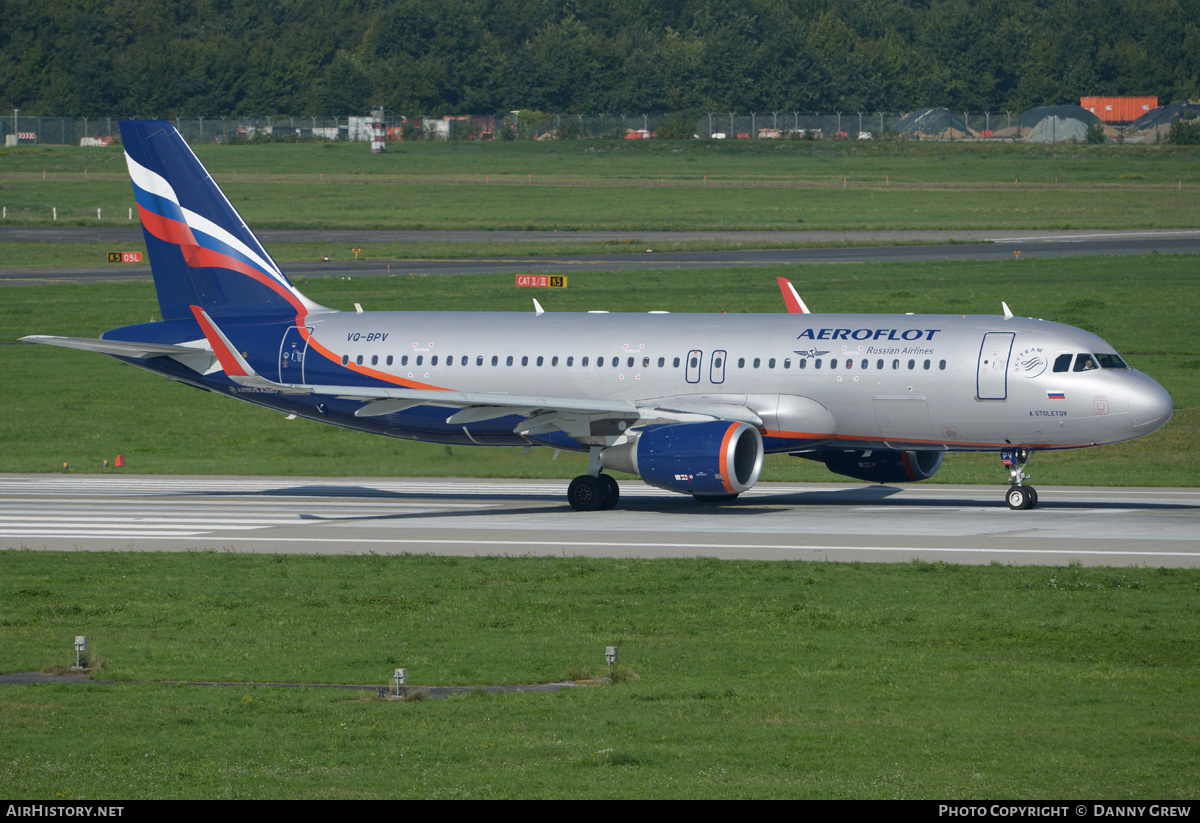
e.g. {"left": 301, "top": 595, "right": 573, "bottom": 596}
{"left": 3, "top": 140, "right": 1198, "bottom": 231}
{"left": 1, "top": 256, "right": 1196, "bottom": 486}
{"left": 2, "top": 551, "right": 1197, "bottom": 799}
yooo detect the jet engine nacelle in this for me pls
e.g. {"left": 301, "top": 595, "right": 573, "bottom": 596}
{"left": 600, "top": 421, "right": 764, "bottom": 497}
{"left": 809, "top": 449, "right": 945, "bottom": 483}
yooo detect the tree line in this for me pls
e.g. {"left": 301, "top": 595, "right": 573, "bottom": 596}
{"left": 3, "top": 0, "right": 1197, "bottom": 118}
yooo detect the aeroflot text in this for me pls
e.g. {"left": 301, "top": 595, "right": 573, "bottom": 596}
{"left": 939, "top": 808, "right": 1191, "bottom": 818}
{"left": 796, "top": 328, "right": 942, "bottom": 342}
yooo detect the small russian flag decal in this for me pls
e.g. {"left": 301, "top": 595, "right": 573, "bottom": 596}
{"left": 1047, "top": 391, "right": 1066, "bottom": 400}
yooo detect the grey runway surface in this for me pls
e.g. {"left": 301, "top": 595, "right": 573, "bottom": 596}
{"left": 3, "top": 228, "right": 1198, "bottom": 285}
{"left": 2, "top": 474, "right": 1197, "bottom": 567}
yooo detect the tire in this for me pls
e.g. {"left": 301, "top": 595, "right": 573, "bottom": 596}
{"left": 598, "top": 474, "right": 620, "bottom": 510}
{"left": 568, "top": 475, "right": 604, "bottom": 511}
{"left": 1006, "top": 486, "right": 1031, "bottom": 510}
{"left": 1026, "top": 486, "right": 1039, "bottom": 509}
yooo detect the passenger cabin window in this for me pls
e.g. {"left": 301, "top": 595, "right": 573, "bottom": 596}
{"left": 341, "top": 355, "right": 349, "bottom": 366}
{"left": 371, "top": 355, "right": 378, "bottom": 365}
{"left": 673, "top": 357, "right": 680, "bottom": 367}
{"left": 491, "top": 356, "right": 498, "bottom": 366}
{"left": 567, "top": 356, "right": 574, "bottom": 367}
{"left": 1074, "top": 353, "right": 1098, "bottom": 372}
{"left": 356, "top": 355, "right": 363, "bottom": 365}
{"left": 582, "top": 357, "right": 590, "bottom": 367}
{"left": 506, "top": 355, "right": 513, "bottom": 366}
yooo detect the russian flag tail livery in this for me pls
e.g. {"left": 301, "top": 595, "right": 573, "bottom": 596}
{"left": 119, "top": 120, "right": 326, "bottom": 323}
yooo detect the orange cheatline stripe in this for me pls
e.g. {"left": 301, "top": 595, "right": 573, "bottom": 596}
{"left": 298, "top": 329, "right": 453, "bottom": 392}
{"left": 760, "top": 428, "right": 1084, "bottom": 450}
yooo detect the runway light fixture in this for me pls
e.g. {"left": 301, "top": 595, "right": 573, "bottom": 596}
{"left": 394, "top": 668, "right": 407, "bottom": 695}
{"left": 605, "top": 646, "right": 618, "bottom": 670}
{"left": 73, "top": 636, "right": 88, "bottom": 670}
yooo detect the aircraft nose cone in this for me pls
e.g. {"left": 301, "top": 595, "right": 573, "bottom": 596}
{"left": 1130, "top": 377, "right": 1173, "bottom": 433}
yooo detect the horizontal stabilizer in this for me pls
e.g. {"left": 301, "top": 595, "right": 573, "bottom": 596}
{"left": 20, "top": 335, "right": 209, "bottom": 359}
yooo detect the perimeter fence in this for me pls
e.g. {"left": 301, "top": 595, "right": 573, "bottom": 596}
{"left": 1, "top": 111, "right": 1176, "bottom": 147}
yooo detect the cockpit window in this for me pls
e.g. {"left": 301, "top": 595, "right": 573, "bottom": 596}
{"left": 1096, "top": 353, "right": 1128, "bottom": 369}
{"left": 1073, "top": 353, "right": 1098, "bottom": 372}
{"left": 1053, "top": 354, "right": 1073, "bottom": 373}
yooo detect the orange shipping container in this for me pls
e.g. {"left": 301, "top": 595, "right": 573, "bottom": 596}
{"left": 1080, "top": 96, "right": 1158, "bottom": 124}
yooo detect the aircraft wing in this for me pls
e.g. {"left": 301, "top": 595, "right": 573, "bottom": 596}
{"left": 776, "top": 277, "right": 811, "bottom": 313}
{"left": 312, "top": 383, "right": 762, "bottom": 438}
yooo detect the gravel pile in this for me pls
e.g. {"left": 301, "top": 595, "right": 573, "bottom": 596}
{"left": 892, "top": 107, "right": 974, "bottom": 139}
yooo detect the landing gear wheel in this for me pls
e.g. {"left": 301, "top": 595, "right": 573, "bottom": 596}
{"left": 1026, "top": 486, "right": 1039, "bottom": 509}
{"left": 568, "top": 475, "right": 604, "bottom": 511}
{"left": 1006, "top": 486, "right": 1033, "bottom": 510}
{"left": 598, "top": 474, "right": 620, "bottom": 510}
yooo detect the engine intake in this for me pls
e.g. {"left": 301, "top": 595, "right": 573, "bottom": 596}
{"left": 601, "top": 421, "right": 764, "bottom": 497}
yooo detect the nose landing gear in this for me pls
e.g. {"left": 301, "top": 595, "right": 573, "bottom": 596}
{"left": 1001, "top": 448, "right": 1038, "bottom": 510}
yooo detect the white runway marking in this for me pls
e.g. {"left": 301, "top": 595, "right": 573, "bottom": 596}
{"left": 1, "top": 474, "right": 1197, "bottom": 566}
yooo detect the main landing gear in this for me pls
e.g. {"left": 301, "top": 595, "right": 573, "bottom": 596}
{"left": 567, "top": 473, "right": 619, "bottom": 511}
{"left": 567, "top": 447, "right": 620, "bottom": 511}
{"left": 1001, "top": 447, "right": 1038, "bottom": 510}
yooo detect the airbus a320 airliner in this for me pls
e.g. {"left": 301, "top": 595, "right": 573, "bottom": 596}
{"left": 24, "top": 121, "right": 1174, "bottom": 511}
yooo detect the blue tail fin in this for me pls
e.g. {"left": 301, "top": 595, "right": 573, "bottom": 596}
{"left": 119, "top": 120, "right": 323, "bottom": 322}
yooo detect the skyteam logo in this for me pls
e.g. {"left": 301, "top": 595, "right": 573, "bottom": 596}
{"left": 1013, "top": 346, "right": 1049, "bottom": 378}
